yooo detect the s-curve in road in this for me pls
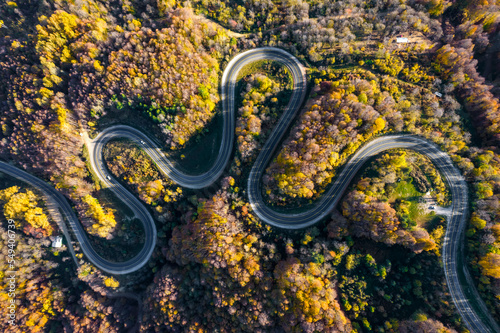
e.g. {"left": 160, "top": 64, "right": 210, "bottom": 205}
{"left": 91, "top": 47, "right": 308, "bottom": 189}
{"left": 248, "top": 135, "right": 499, "bottom": 332}
{"left": 1, "top": 47, "right": 497, "bottom": 332}
{"left": 0, "top": 47, "right": 306, "bottom": 277}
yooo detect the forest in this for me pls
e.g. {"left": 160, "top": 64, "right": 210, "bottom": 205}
{"left": 0, "top": 0, "right": 500, "bottom": 332}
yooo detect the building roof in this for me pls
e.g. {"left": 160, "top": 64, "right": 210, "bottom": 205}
{"left": 52, "top": 236, "right": 63, "bottom": 248}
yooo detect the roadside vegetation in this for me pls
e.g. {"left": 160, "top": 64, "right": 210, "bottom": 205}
{"left": 337, "top": 150, "right": 450, "bottom": 254}
{"left": 1, "top": 0, "right": 500, "bottom": 331}
{"left": 0, "top": 174, "right": 137, "bottom": 332}
{"left": 235, "top": 60, "right": 292, "bottom": 164}
{"left": 319, "top": 150, "right": 456, "bottom": 330}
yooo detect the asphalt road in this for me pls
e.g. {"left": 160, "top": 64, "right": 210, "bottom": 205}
{"left": 1, "top": 47, "right": 497, "bottom": 331}
{"left": 92, "top": 48, "right": 307, "bottom": 188}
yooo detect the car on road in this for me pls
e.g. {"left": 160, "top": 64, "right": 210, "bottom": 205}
{"left": 106, "top": 175, "right": 111, "bottom": 180}
{"left": 429, "top": 206, "right": 435, "bottom": 209}
{"left": 141, "top": 140, "right": 145, "bottom": 145}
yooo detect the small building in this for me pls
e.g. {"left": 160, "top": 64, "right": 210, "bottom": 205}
{"left": 434, "top": 92, "right": 443, "bottom": 98}
{"left": 396, "top": 37, "right": 408, "bottom": 43}
{"left": 52, "top": 236, "right": 63, "bottom": 248}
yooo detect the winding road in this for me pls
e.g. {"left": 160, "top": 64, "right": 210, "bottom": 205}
{"left": 1, "top": 47, "right": 497, "bottom": 332}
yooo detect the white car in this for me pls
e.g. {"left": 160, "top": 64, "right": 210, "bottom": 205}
{"left": 140, "top": 140, "right": 146, "bottom": 145}
{"left": 106, "top": 175, "right": 111, "bottom": 180}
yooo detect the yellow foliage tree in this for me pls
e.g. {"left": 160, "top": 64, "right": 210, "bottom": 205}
{"left": 374, "top": 117, "right": 386, "bottom": 133}
{"left": 479, "top": 253, "right": 500, "bottom": 279}
{"left": 273, "top": 257, "right": 350, "bottom": 329}
{"left": 25, "top": 207, "right": 51, "bottom": 231}
{"left": 82, "top": 194, "right": 116, "bottom": 238}
{"left": 470, "top": 212, "right": 487, "bottom": 229}
{"left": 104, "top": 277, "right": 120, "bottom": 288}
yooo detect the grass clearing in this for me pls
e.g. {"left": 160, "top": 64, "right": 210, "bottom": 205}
{"left": 391, "top": 180, "right": 433, "bottom": 226}
{"left": 82, "top": 144, "right": 102, "bottom": 189}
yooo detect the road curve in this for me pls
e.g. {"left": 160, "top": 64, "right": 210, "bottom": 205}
{"left": 86, "top": 47, "right": 500, "bottom": 331}
{"left": 0, "top": 160, "right": 156, "bottom": 275}
{"left": 92, "top": 48, "right": 307, "bottom": 188}
{"left": 0, "top": 47, "right": 496, "bottom": 331}
{"left": 249, "top": 134, "right": 498, "bottom": 332}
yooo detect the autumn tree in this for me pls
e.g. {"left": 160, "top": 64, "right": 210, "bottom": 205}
{"left": 0, "top": 186, "right": 53, "bottom": 237}
{"left": 82, "top": 194, "right": 116, "bottom": 238}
